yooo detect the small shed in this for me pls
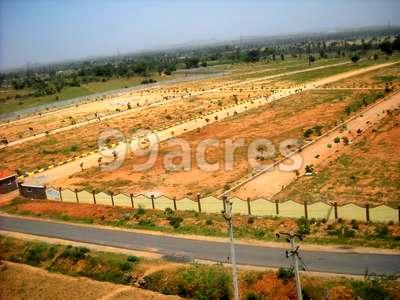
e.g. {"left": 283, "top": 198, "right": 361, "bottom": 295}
{"left": 18, "top": 182, "right": 47, "bottom": 199}
{"left": 0, "top": 169, "right": 18, "bottom": 194}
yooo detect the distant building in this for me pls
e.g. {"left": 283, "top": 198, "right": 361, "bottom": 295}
{"left": 0, "top": 169, "right": 18, "bottom": 194}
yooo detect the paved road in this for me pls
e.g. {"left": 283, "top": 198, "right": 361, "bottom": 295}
{"left": 0, "top": 215, "right": 399, "bottom": 275}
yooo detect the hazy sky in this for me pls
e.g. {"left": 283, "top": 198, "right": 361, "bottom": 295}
{"left": 0, "top": 0, "right": 399, "bottom": 70}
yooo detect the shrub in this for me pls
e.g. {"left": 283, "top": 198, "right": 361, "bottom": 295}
{"left": 205, "top": 219, "right": 213, "bottom": 226}
{"left": 168, "top": 216, "right": 183, "bottom": 229}
{"left": 179, "top": 264, "right": 232, "bottom": 300}
{"left": 127, "top": 255, "right": 139, "bottom": 263}
{"left": 135, "top": 206, "right": 145, "bottom": 215}
{"left": 297, "top": 217, "right": 310, "bottom": 235}
{"left": 303, "top": 128, "right": 313, "bottom": 138}
{"left": 254, "top": 229, "right": 266, "bottom": 239}
{"left": 25, "top": 243, "right": 48, "bottom": 266}
{"left": 138, "top": 218, "right": 155, "bottom": 227}
{"left": 119, "top": 261, "right": 131, "bottom": 271}
{"left": 277, "top": 267, "right": 294, "bottom": 283}
{"left": 60, "top": 246, "right": 89, "bottom": 263}
{"left": 351, "top": 275, "right": 392, "bottom": 300}
{"left": 164, "top": 207, "right": 174, "bottom": 216}
{"left": 305, "top": 164, "right": 314, "bottom": 174}
{"left": 375, "top": 225, "right": 389, "bottom": 238}
{"left": 343, "top": 226, "right": 356, "bottom": 238}
{"left": 244, "top": 291, "right": 264, "bottom": 300}
{"left": 351, "top": 219, "right": 359, "bottom": 230}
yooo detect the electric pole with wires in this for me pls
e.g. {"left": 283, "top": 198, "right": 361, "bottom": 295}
{"left": 276, "top": 231, "right": 306, "bottom": 300}
{"left": 221, "top": 196, "right": 239, "bottom": 300}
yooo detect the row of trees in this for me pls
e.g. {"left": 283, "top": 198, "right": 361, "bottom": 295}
{"left": 2, "top": 31, "right": 399, "bottom": 99}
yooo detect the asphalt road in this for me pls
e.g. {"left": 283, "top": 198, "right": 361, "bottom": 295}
{"left": 0, "top": 215, "right": 399, "bottom": 275}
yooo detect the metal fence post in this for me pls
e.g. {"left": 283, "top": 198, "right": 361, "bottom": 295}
{"left": 334, "top": 202, "right": 338, "bottom": 220}
{"left": 130, "top": 194, "right": 134, "bottom": 208}
{"left": 110, "top": 192, "right": 114, "bottom": 206}
{"left": 304, "top": 201, "right": 308, "bottom": 220}
{"left": 398, "top": 206, "right": 400, "bottom": 224}
{"left": 151, "top": 194, "right": 155, "bottom": 209}
{"left": 75, "top": 189, "right": 79, "bottom": 203}
{"left": 366, "top": 204, "right": 370, "bottom": 222}
{"left": 197, "top": 193, "right": 202, "bottom": 213}
{"left": 92, "top": 190, "right": 96, "bottom": 204}
{"left": 173, "top": 196, "right": 177, "bottom": 211}
{"left": 59, "top": 187, "right": 63, "bottom": 202}
{"left": 275, "top": 200, "right": 279, "bottom": 215}
{"left": 247, "top": 197, "right": 251, "bottom": 215}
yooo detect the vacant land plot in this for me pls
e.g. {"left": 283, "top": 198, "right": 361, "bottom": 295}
{"left": 273, "top": 107, "right": 400, "bottom": 207}
{"left": 54, "top": 89, "right": 380, "bottom": 198}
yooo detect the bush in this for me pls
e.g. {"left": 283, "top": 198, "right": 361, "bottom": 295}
{"left": 135, "top": 206, "right": 145, "bottom": 215}
{"left": 351, "top": 219, "right": 359, "bottom": 230}
{"left": 351, "top": 275, "right": 392, "bottom": 300}
{"left": 179, "top": 264, "right": 232, "bottom": 300}
{"left": 168, "top": 216, "right": 183, "bottom": 229}
{"left": 205, "top": 219, "right": 213, "bottom": 226}
{"left": 375, "top": 225, "right": 389, "bottom": 238}
{"left": 277, "top": 267, "right": 294, "bottom": 283}
{"left": 164, "top": 207, "right": 174, "bottom": 216}
{"left": 127, "top": 255, "right": 139, "bottom": 263}
{"left": 119, "top": 261, "right": 131, "bottom": 271}
{"left": 60, "top": 246, "right": 89, "bottom": 263}
{"left": 297, "top": 217, "right": 311, "bottom": 235}
{"left": 343, "top": 226, "right": 356, "bottom": 238}
{"left": 304, "top": 164, "right": 314, "bottom": 174}
{"left": 254, "top": 229, "right": 266, "bottom": 239}
{"left": 138, "top": 218, "right": 155, "bottom": 227}
{"left": 25, "top": 243, "right": 49, "bottom": 266}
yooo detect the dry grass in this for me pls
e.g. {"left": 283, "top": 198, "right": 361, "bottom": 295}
{"left": 0, "top": 261, "right": 179, "bottom": 300}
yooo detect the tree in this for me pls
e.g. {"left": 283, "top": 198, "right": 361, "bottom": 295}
{"left": 350, "top": 54, "right": 360, "bottom": 63}
{"left": 379, "top": 41, "right": 393, "bottom": 55}
{"left": 308, "top": 55, "right": 315, "bottom": 65}
{"left": 184, "top": 57, "right": 200, "bottom": 69}
{"left": 245, "top": 49, "right": 261, "bottom": 63}
{"left": 280, "top": 54, "right": 285, "bottom": 61}
{"left": 392, "top": 36, "right": 400, "bottom": 51}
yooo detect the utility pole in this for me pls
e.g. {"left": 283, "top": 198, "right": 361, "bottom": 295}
{"left": 222, "top": 196, "right": 239, "bottom": 300}
{"left": 276, "top": 231, "right": 305, "bottom": 300}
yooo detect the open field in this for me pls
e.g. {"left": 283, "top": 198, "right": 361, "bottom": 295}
{"left": 54, "top": 88, "right": 374, "bottom": 198}
{"left": 273, "top": 105, "right": 400, "bottom": 207}
{"left": 1, "top": 55, "right": 399, "bottom": 208}
{"left": 0, "top": 57, "right": 350, "bottom": 144}
{"left": 2, "top": 60, "right": 396, "bottom": 178}
{"left": 0, "top": 72, "right": 189, "bottom": 115}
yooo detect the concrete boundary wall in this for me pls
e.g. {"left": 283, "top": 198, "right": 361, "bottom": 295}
{"left": 45, "top": 187, "right": 400, "bottom": 223}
